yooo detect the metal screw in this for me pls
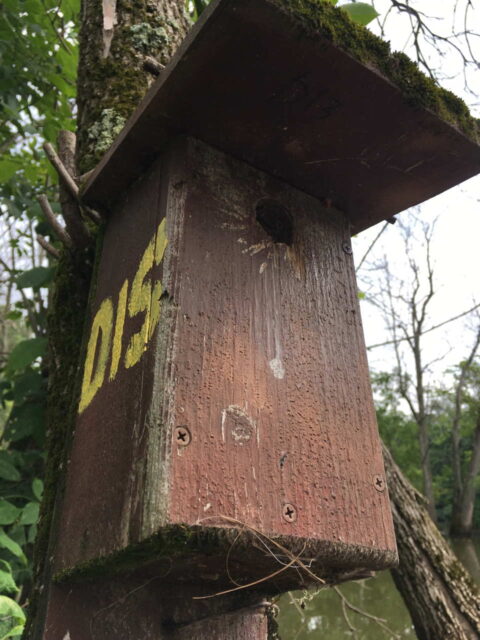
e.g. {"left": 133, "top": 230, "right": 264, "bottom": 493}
{"left": 342, "top": 241, "right": 353, "bottom": 255}
{"left": 282, "top": 503, "right": 297, "bottom": 523}
{"left": 373, "top": 475, "right": 386, "bottom": 492}
{"left": 174, "top": 426, "right": 191, "bottom": 447}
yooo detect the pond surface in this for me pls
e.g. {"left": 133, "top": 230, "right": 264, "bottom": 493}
{"left": 276, "top": 538, "right": 480, "bottom": 639}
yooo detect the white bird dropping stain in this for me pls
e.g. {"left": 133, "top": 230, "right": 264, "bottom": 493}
{"left": 63, "top": 633, "right": 71, "bottom": 640}
{"left": 269, "top": 357, "right": 285, "bottom": 379}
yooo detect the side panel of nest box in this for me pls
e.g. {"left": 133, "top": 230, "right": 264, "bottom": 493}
{"left": 55, "top": 138, "right": 396, "bottom": 582}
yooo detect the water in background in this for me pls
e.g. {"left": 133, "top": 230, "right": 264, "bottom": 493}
{"left": 277, "top": 537, "right": 480, "bottom": 639}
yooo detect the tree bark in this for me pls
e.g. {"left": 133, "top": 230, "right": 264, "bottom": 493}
{"left": 383, "top": 442, "right": 480, "bottom": 640}
{"left": 452, "top": 412, "right": 480, "bottom": 536}
{"left": 450, "top": 328, "right": 480, "bottom": 537}
{"left": 76, "top": 0, "right": 190, "bottom": 173}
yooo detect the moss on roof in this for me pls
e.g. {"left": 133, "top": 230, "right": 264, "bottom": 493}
{"left": 271, "top": 0, "right": 479, "bottom": 141}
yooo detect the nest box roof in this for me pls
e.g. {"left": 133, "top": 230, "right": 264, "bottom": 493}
{"left": 82, "top": 0, "right": 480, "bottom": 233}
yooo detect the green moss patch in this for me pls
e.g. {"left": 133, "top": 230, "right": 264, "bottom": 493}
{"left": 271, "top": 0, "right": 479, "bottom": 140}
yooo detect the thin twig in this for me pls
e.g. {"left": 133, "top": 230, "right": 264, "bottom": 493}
{"left": 37, "top": 195, "right": 72, "bottom": 248}
{"left": 83, "top": 206, "right": 103, "bottom": 225}
{"left": 36, "top": 235, "right": 60, "bottom": 259}
{"left": 143, "top": 56, "right": 165, "bottom": 76}
{"left": 367, "top": 302, "right": 480, "bottom": 350}
{"left": 193, "top": 545, "right": 307, "bottom": 600}
{"left": 334, "top": 586, "right": 401, "bottom": 638}
{"left": 55, "top": 132, "right": 91, "bottom": 247}
{"left": 43, "top": 141, "right": 79, "bottom": 200}
{"left": 199, "top": 515, "right": 325, "bottom": 584}
{"left": 355, "top": 222, "right": 389, "bottom": 273}
{"left": 194, "top": 514, "right": 326, "bottom": 599}
{"left": 288, "top": 591, "right": 306, "bottom": 622}
{"left": 340, "top": 592, "right": 359, "bottom": 638}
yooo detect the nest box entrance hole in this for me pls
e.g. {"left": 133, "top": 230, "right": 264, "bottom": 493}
{"left": 255, "top": 199, "right": 293, "bottom": 246}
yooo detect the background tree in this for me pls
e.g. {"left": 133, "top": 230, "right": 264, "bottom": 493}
{"left": 363, "top": 217, "right": 439, "bottom": 520}
{"left": 449, "top": 351, "right": 480, "bottom": 537}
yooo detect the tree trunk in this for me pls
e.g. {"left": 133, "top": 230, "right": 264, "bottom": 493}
{"left": 383, "top": 442, "right": 480, "bottom": 640}
{"left": 451, "top": 412, "right": 480, "bottom": 537}
{"left": 450, "top": 328, "right": 480, "bottom": 537}
{"left": 413, "top": 329, "right": 436, "bottom": 522}
{"left": 417, "top": 414, "right": 436, "bottom": 521}
{"left": 76, "top": 0, "right": 190, "bottom": 174}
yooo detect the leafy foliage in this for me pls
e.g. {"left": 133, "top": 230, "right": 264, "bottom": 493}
{"left": 340, "top": 2, "right": 379, "bottom": 25}
{"left": 0, "top": 0, "right": 79, "bottom": 634}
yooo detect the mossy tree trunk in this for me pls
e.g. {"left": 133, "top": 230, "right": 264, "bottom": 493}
{"left": 383, "top": 443, "right": 480, "bottom": 640}
{"left": 76, "top": 0, "right": 190, "bottom": 174}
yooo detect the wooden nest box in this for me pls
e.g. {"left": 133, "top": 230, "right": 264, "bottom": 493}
{"left": 56, "top": 0, "right": 480, "bottom": 597}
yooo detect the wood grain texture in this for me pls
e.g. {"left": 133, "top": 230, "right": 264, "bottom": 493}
{"left": 81, "top": 0, "right": 480, "bottom": 233}
{"left": 165, "top": 138, "right": 395, "bottom": 552}
{"left": 170, "top": 604, "right": 269, "bottom": 640}
{"left": 43, "top": 580, "right": 271, "bottom": 640}
{"left": 55, "top": 137, "right": 396, "bottom": 587}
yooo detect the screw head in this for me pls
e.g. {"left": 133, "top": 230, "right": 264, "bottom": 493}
{"left": 282, "top": 503, "right": 297, "bottom": 523}
{"left": 373, "top": 475, "right": 386, "bottom": 492}
{"left": 174, "top": 426, "right": 191, "bottom": 447}
{"left": 342, "top": 241, "right": 353, "bottom": 255}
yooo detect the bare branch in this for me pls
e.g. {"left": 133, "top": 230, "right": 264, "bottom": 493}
{"left": 367, "top": 303, "right": 480, "bottom": 350}
{"left": 143, "top": 56, "right": 165, "bottom": 76}
{"left": 37, "top": 195, "right": 72, "bottom": 248}
{"left": 333, "top": 586, "right": 401, "bottom": 639}
{"left": 36, "top": 235, "right": 60, "bottom": 259}
{"left": 43, "top": 141, "right": 79, "bottom": 200}
{"left": 56, "top": 131, "right": 91, "bottom": 248}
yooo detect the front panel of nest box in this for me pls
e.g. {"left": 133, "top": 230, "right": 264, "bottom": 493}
{"left": 55, "top": 138, "right": 395, "bottom": 573}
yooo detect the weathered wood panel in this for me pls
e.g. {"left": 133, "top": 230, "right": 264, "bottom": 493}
{"left": 82, "top": 0, "right": 480, "bottom": 234}
{"left": 166, "top": 140, "right": 394, "bottom": 553}
{"left": 170, "top": 604, "right": 269, "bottom": 640}
{"left": 43, "top": 579, "right": 270, "bottom": 640}
{"left": 55, "top": 153, "right": 173, "bottom": 566}
{"left": 55, "top": 137, "right": 396, "bottom": 585}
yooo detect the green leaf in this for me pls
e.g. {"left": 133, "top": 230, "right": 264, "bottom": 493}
{"left": 6, "top": 527, "right": 25, "bottom": 549}
{"left": 0, "top": 625, "right": 24, "bottom": 640}
{"left": 0, "top": 596, "right": 24, "bottom": 621}
{"left": 16, "top": 266, "right": 55, "bottom": 290}
{"left": 341, "top": 2, "right": 379, "bottom": 25}
{"left": 5, "top": 338, "right": 47, "bottom": 373}
{"left": 0, "top": 596, "right": 25, "bottom": 639}
{"left": 0, "top": 561, "right": 18, "bottom": 594}
{"left": 12, "top": 370, "right": 45, "bottom": 404}
{"left": 0, "top": 530, "right": 27, "bottom": 565}
{"left": 4, "top": 402, "right": 45, "bottom": 442}
{"left": 27, "top": 524, "right": 37, "bottom": 544}
{"left": 32, "top": 479, "right": 43, "bottom": 501}
{"left": 0, "top": 455, "right": 20, "bottom": 483}
{"left": 0, "top": 160, "right": 19, "bottom": 183}
{"left": 19, "top": 502, "right": 39, "bottom": 526}
{"left": 0, "top": 501, "right": 20, "bottom": 526}
{"left": 357, "top": 290, "right": 366, "bottom": 300}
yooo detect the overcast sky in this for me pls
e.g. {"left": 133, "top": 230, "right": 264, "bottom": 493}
{"left": 349, "top": 0, "right": 480, "bottom": 383}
